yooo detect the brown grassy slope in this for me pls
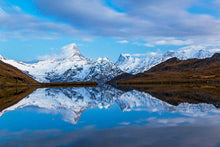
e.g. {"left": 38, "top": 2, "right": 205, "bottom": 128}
{"left": 0, "top": 60, "right": 97, "bottom": 87}
{"left": 0, "top": 60, "right": 39, "bottom": 87}
{"left": 114, "top": 53, "right": 220, "bottom": 84}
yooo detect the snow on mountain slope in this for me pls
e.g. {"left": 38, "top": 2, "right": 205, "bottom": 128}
{"left": 84, "top": 57, "right": 123, "bottom": 83}
{"left": 116, "top": 46, "right": 219, "bottom": 74}
{"left": 1, "top": 44, "right": 218, "bottom": 81}
{"left": 0, "top": 43, "right": 123, "bottom": 83}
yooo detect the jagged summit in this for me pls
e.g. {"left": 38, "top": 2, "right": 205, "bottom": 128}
{"left": 61, "top": 43, "right": 84, "bottom": 59}
{"left": 0, "top": 43, "right": 123, "bottom": 83}
{"left": 116, "top": 46, "right": 218, "bottom": 74}
{"left": 2, "top": 43, "right": 219, "bottom": 84}
{"left": 97, "top": 57, "right": 110, "bottom": 62}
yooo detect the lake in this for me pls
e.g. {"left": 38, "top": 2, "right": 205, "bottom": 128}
{"left": 0, "top": 84, "right": 220, "bottom": 147}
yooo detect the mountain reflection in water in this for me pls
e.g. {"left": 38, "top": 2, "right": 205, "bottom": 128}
{"left": 0, "top": 84, "right": 219, "bottom": 124}
{"left": 0, "top": 84, "right": 220, "bottom": 146}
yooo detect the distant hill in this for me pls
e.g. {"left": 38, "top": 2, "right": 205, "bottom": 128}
{"left": 108, "top": 53, "right": 220, "bottom": 84}
{"left": 0, "top": 60, "right": 39, "bottom": 87}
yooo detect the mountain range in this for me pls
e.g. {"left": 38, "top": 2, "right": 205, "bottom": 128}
{"left": 0, "top": 43, "right": 219, "bottom": 84}
{"left": 111, "top": 53, "right": 220, "bottom": 84}
{"left": 115, "top": 46, "right": 215, "bottom": 74}
{"left": 0, "top": 44, "right": 123, "bottom": 84}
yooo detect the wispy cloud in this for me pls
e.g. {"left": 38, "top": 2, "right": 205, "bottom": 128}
{"left": 144, "top": 43, "right": 155, "bottom": 47}
{"left": 117, "top": 40, "right": 129, "bottom": 44}
{"left": 82, "top": 38, "right": 94, "bottom": 42}
{"left": 155, "top": 39, "right": 193, "bottom": 46}
{"left": 1, "top": 0, "right": 220, "bottom": 49}
{"left": 32, "top": 0, "right": 220, "bottom": 40}
{"left": 37, "top": 43, "right": 79, "bottom": 60}
{"left": 0, "top": 6, "right": 84, "bottom": 40}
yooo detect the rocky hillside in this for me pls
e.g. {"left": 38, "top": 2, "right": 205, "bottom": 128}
{"left": 0, "top": 60, "right": 39, "bottom": 87}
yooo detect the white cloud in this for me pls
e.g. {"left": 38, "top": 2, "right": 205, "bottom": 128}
{"left": 33, "top": 0, "right": 220, "bottom": 40}
{"left": 144, "top": 43, "right": 154, "bottom": 47}
{"left": 132, "top": 42, "right": 143, "bottom": 46}
{"left": 131, "top": 51, "right": 162, "bottom": 57}
{"left": 37, "top": 54, "right": 59, "bottom": 61}
{"left": 155, "top": 39, "right": 193, "bottom": 46}
{"left": 0, "top": 6, "right": 86, "bottom": 40}
{"left": 82, "top": 38, "right": 93, "bottom": 42}
{"left": 119, "top": 122, "right": 131, "bottom": 125}
{"left": 37, "top": 43, "right": 79, "bottom": 60}
{"left": 209, "top": 48, "right": 220, "bottom": 53}
{"left": 132, "top": 38, "right": 193, "bottom": 48}
{"left": 117, "top": 40, "right": 129, "bottom": 44}
{"left": 1, "top": 0, "right": 220, "bottom": 49}
{"left": 12, "top": 6, "right": 21, "bottom": 12}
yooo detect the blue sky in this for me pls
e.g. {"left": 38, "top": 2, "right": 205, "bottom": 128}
{"left": 0, "top": 0, "right": 220, "bottom": 62}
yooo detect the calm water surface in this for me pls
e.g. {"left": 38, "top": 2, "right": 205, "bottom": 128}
{"left": 0, "top": 85, "right": 220, "bottom": 147}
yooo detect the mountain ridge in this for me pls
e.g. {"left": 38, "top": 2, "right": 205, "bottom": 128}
{"left": 109, "top": 53, "right": 220, "bottom": 84}
{"left": 1, "top": 44, "right": 219, "bottom": 84}
{"left": 115, "top": 46, "right": 217, "bottom": 74}
{"left": 0, "top": 44, "right": 123, "bottom": 84}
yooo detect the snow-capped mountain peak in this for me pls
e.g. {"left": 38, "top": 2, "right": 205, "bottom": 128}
{"left": 174, "top": 46, "right": 212, "bottom": 60}
{"left": 115, "top": 54, "right": 130, "bottom": 64}
{"left": 0, "top": 43, "right": 123, "bottom": 83}
{"left": 2, "top": 43, "right": 218, "bottom": 83}
{"left": 115, "top": 53, "right": 162, "bottom": 74}
{"left": 116, "top": 46, "right": 219, "bottom": 74}
{"left": 97, "top": 57, "right": 110, "bottom": 62}
{"left": 61, "top": 43, "right": 84, "bottom": 59}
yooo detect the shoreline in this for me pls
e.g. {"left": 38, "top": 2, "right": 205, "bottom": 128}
{"left": 116, "top": 80, "right": 220, "bottom": 86}
{"left": 0, "top": 81, "right": 98, "bottom": 89}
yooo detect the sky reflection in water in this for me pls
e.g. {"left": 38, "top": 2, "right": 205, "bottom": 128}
{"left": 0, "top": 85, "right": 220, "bottom": 146}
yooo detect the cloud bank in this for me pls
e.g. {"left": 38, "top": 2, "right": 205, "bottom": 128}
{"left": 0, "top": 6, "right": 83, "bottom": 40}
{"left": 1, "top": 0, "right": 220, "bottom": 47}
{"left": 32, "top": 0, "right": 220, "bottom": 39}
